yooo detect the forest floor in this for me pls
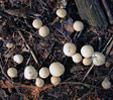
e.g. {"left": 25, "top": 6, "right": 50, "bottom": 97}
{"left": 0, "top": 0, "right": 113, "bottom": 100}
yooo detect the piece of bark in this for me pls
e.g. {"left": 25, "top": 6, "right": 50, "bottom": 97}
{"left": 101, "top": 0, "right": 113, "bottom": 24}
{"left": 74, "top": 0, "right": 108, "bottom": 29}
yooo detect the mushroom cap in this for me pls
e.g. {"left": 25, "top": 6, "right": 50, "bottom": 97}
{"left": 50, "top": 76, "right": 61, "bottom": 85}
{"left": 82, "top": 58, "right": 92, "bottom": 66}
{"left": 39, "top": 67, "right": 50, "bottom": 79}
{"left": 101, "top": 77, "right": 111, "bottom": 89}
{"left": 92, "top": 52, "right": 105, "bottom": 66}
{"left": 13, "top": 54, "right": 23, "bottom": 64}
{"left": 72, "top": 53, "right": 82, "bottom": 63}
{"left": 39, "top": 26, "right": 50, "bottom": 37}
{"left": 24, "top": 66, "right": 38, "bottom": 80}
{"left": 49, "top": 62, "right": 65, "bottom": 77}
{"left": 32, "top": 18, "right": 43, "bottom": 29}
{"left": 35, "top": 77, "right": 44, "bottom": 87}
{"left": 63, "top": 42, "right": 77, "bottom": 57}
{"left": 56, "top": 8, "right": 67, "bottom": 18}
{"left": 73, "top": 21, "right": 84, "bottom": 32}
{"left": 7, "top": 67, "right": 17, "bottom": 78}
{"left": 6, "top": 42, "right": 14, "bottom": 49}
{"left": 81, "top": 45, "right": 94, "bottom": 58}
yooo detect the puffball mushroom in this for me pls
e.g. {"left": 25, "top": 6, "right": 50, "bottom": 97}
{"left": 13, "top": 54, "right": 23, "bottom": 64}
{"left": 50, "top": 76, "right": 61, "bottom": 85}
{"left": 35, "top": 77, "right": 44, "bottom": 87}
{"left": 32, "top": 18, "right": 43, "bottom": 29}
{"left": 56, "top": 8, "right": 67, "bottom": 18}
{"left": 92, "top": 52, "right": 105, "bottom": 66}
{"left": 81, "top": 45, "right": 94, "bottom": 58}
{"left": 6, "top": 42, "right": 14, "bottom": 49}
{"left": 49, "top": 62, "right": 65, "bottom": 77}
{"left": 39, "top": 67, "right": 50, "bottom": 79}
{"left": 73, "top": 21, "right": 84, "bottom": 32}
{"left": 82, "top": 58, "right": 92, "bottom": 66}
{"left": 72, "top": 53, "right": 82, "bottom": 63}
{"left": 39, "top": 26, "right": 50, "bottom": 37}
{"left": 24, "top": 66, "right": 37, "bottom": 80}
{"left": 102, "top": 77, "right": 111, "bottom": 89}
{"left": 7, "top": 67, "right": 17, "bottom": 78}
{"left": 63, "top": 42, "right": 77, "bottom": 57}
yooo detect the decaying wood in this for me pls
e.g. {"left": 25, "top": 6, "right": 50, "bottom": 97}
{"left": 74, "top": 0, "right": 108, "bottom": 29}
{"left": 102, "top": 0, "right": 113, "bottom": 24}
{"left": 4, "top": 8, "right": 27, "bottom": 18}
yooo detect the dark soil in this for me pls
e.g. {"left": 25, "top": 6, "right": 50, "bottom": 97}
{"left": 0, "top": 0, "right": 113, "bottom": 100}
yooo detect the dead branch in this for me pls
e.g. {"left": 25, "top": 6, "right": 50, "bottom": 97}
{"left": 18, "top": 31, "right": 39, "bottom": 65}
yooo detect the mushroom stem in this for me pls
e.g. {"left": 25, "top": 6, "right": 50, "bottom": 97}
{"left": 82, "top": 64, "right": 94, "bottom": 82}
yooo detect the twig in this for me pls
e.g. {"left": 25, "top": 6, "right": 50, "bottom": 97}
{"left": 105, "top": 37, "right": 113, "bottom": 57}
{"left": 0, "top": 54, "right": 12, "bottom": 82}
{"left": 102, "top": 0, "right": 113, "bottom": 24}
{"left": 18, "top": 31, "right": 39, "bottom": 65}
{"left": 102, "top": 36, "right": 112, "bottom": 53}
{"left": 82, "top": 64, "right": 95, "bottom": 82}
{"left": 39, "top": 42, "right": 56, "bottom": 68}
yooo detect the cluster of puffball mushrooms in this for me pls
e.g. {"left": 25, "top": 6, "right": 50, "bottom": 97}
{"left": 7, "top": 54, "right": 65, "bottom": 87}
{"left": 63, "top": 43, "right": 111, "bottom": 89}
{"left": 6, "top": 8, "right": 111, "bottom": 89}
{"left": 32, "top": 8, "right": 84, "bottom": 38}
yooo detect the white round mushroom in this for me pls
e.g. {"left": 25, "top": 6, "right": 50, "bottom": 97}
{"left": 39, "top": 67, "right": 50, "bottom": 79}
{"left": 6, "top": 42, "right": 14, "bottom": 49}
{"left": 81, "top": 45, "right": 94, "bottom": 58}
{"left": 39, "top": 26, "right": 50, "bottom": 37}
{"left": 82, "top": 58, "right": 92, "bottom": 66}
{"left": 7, "top": 67, "right": 17, "bottom": 78}
{"left": 101, "top": 77, "right": 111, "bottom": 89}
{"left": 13, "top": 54, "right": 23, "bottom": 64}
{"left": 35, "top": 77, "right": 44, "bottom": 87}
{"left": 73, "top": 21, "right": 84, "bottom": 32}
{"left": 49, "top": 62, "right": 65, "bottom": 77}
{"left": 92, "top": 52, "right": 105, "bottom": 66}
{"left": 56, "top": 8, "right": 67, "bottom": 18}
{"left": 72, "top": 53, "right": 82, "bottom": 63}
{"left": 63, "top": 42, "right": 77, "bottom": 57}
{"left": 50, "top": 76, "right": 61, "bottom": 85}
{"left": 32, "top": 18, "right": 43, "bottom": 29}
{"left": 24, "top": 66, "right": 38, "bottom": 80}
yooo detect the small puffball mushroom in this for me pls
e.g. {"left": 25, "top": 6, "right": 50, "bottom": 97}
{"left": 49, "top": 62, "right": 65, "bottom": 77}
{"left": 101, "top": 77, "right": 111, "bottom": 89}
{"left": 73, "top": 21, "right": 84, "bottom": 32}
{"left": 39, "top": 67, "right": 50, "bottom": 79}
{"left": 63, "top": 42, "right": 77, "bottom": 57}
{"left": 92, "top": 52, "right": 105, "bottom": 66}
{"left": 13, "top": 54, "right": 23, "bottom": 64}
{"left": 81, "top": 45, "right": 94, "bottom": 58}
{"left": 39, "top": 26, "right": 50, "bottom": 37}
{"left": 7, "top": 67, "right": 17, "bottom": 78}
{"left": 72, "top": 53, "right": 82, "bottom": 63}
{"left": 82, "top": 58, "right": 92, "bottom": 66}
{"left": 35, "top": 77, "right": 44, "bottom": 87}
{"left": 56, "top": 8, "right": 67, "bottom": 18}
{"left": 24, "top": 66, "right": 37, "bottom": 80}
{"left": 50, "top": 76, "right": 61, "bottom": 85}
{"left": 32, "top": 18, "right": 43, "bottom": 29}
{"left": 6, "top": 42, "right": 14, "bottom": 49}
